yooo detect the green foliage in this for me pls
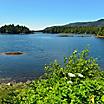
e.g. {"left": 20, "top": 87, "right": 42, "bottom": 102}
{"left": 0, "top": 24, "right": 33, "bottom": 34}
{"left": 43, "top": 26, "right": 104, "bottom": 36}
{"left": 1, "top": 49, "right": 104, "bottom": 104}
{"left": 101, "top": 95, "right": 104, "bottom": 102}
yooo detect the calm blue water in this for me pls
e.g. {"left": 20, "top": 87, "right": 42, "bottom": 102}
{"left": 0, "top": 33, "right": 104, "bottom": 82}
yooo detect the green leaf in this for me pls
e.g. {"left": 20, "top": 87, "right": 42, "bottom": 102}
{"left": 101, "top": 95, "right": 104, "bottom": 102}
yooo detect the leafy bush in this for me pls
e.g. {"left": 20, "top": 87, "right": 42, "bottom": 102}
{"left": 1, "top": 49, "right": 104, "bottom": 104}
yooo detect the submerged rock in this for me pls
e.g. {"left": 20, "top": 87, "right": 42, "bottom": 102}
{"left": 4, "top": 51, "right": 24, "bottom": 55}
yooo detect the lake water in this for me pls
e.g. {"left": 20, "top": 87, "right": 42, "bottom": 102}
{"left": 0, "top": 33, "right": 104, "bottom": 82}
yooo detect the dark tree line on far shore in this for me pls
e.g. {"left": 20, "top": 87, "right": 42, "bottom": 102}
{"left": 0, "top": 24, "right": 33, "bottom": 34}
{"left": 43, "top": 26, "right": 104, "bottom": 36}
{"left": 43, "top": 19, "right": 104, "bottom": 36}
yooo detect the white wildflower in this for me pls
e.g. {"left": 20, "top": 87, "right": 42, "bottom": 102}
{"left": 78, "top": 73, "right": 84, "bottom": 78}
{"left": 6, "top": 83, "right": 11, "bottom": 86}
{"left": 73, "top": 50, "right": 77, "bottom": 54}
{"left": 67, "top": 81, "right": 73, "bottom": 84}
{"left": 45, "top": 66, "right": 47, "bottom": 69}
{"left": 89, "top": 74, "right": 92, "bottom": 76}
{"left": 68, "top": 73, "right": 76, "bottom": 77}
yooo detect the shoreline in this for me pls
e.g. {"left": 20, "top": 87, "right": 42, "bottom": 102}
{"left": 96, "top": 35, "right": 104, "bottom": 38}
{"left": 0, "top": 77, "right": 36, "bottom": 84}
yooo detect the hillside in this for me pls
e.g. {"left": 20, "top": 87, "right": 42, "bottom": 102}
{"left": 43, "top": 19, "right": 104, "bottom": 36}
{"left": 65, "top": 19, "right": 104, "bottom": 27}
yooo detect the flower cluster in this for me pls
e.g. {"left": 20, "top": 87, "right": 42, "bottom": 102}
{"left": 67, "top": 72, "right": 84, "bottom": 84}
{"left": 68, "top": 73, "right": 76, "bottom": 77}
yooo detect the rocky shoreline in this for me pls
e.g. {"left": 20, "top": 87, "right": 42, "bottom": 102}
{"left": 96, "top": 35, "right": 104, "bottom": 38}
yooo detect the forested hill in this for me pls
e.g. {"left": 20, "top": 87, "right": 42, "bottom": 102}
{"left": 0, "top": 24, "right": 33, "bottom": 34}
{"left": 65, "top": 19, "right": 104, "bottom": 27}
{"left": 42, "top": 19, "right": 104, "bottom": 36}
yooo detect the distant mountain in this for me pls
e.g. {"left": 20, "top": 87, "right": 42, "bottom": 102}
{"left": 65, "top": 19, "right": 104, "bottom": 27}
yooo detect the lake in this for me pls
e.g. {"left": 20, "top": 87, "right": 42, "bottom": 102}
{"left": 0, "top": 33, "right": 104, "bottom": 82}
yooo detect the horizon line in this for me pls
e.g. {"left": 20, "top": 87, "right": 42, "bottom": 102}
{"left": 0, "top": 18, "right": 103, "bottom": 30}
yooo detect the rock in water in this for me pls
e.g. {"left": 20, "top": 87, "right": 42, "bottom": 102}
{"left": 4, "top": 51, "right": 24, "bottom": 55}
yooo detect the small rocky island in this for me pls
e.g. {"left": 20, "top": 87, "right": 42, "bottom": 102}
{"left": 0, "top": 24, "right": 34, "bottom": 34}
{"left": 2, "top": 51, "right": 24, "bottom": 55}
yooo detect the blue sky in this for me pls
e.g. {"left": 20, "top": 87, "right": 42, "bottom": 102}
{"left": 0, "top": 0, "right": 104, "bottom": 30}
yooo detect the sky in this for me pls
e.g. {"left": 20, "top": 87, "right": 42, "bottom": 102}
{"left": 0, "top": 0, "right": 104, "bottom": 30}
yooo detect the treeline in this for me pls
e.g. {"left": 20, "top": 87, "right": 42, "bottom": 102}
{"left": 43, "top": 26, "right": 104, "bottom": 36}
{"left": 0, "top": 24, "right": 33, "bottom": 34}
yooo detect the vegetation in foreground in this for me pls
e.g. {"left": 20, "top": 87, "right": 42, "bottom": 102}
{"left": 0, "top": 49, "right": 104, "bottom": 104}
